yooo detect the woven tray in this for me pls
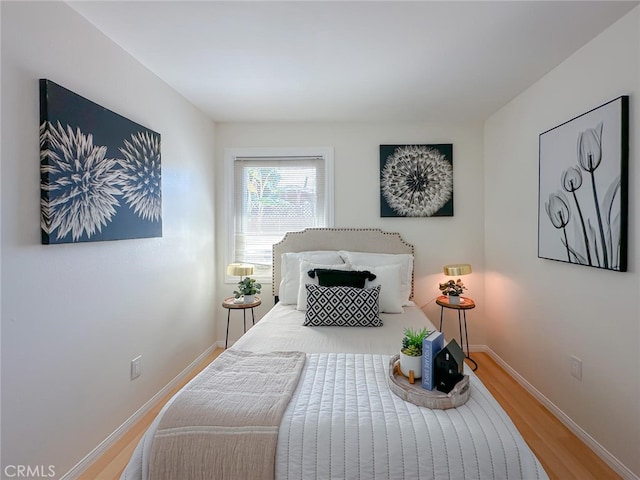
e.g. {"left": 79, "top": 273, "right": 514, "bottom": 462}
{"left": 388, "top": 354, "right": 470, "bottom": 409}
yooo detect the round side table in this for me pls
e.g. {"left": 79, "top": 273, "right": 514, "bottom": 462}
{"left": 222, "top": 296, "right": 261, "bottom": 349}
{"left": 436, "top": 295, "right": 477, "bottom": 371}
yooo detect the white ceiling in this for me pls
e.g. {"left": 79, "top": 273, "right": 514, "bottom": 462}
{"left": 69, "top": 1, "right": 637, "bottom": 123}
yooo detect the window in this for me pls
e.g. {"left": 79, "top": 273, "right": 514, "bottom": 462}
{"left": 225, "top": 147, "right": 334, "bottom": 283}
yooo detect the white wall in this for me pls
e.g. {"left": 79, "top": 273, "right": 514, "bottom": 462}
{"left": 484, "top": 7, "right": 640, "bottom": 477}
{"left": 215, "top": 122, "right": 486, "bottom": 348}
{"left": 1, "top": 2, "right": 216, "bottom": 476}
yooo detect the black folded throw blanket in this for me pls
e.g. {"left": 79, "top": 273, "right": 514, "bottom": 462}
{"left": 307, "top": 268, "right": 376, "bottom": 288}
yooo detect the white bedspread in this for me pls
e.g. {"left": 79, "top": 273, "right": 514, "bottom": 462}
{"left": 278, "top": 353, "right": 547, "bottom": 480}
{"left": 232, "top": 302, "right": 433, "bottom": 355}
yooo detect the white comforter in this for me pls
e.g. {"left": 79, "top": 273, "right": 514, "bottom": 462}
{"left": 122, "top": 304, "right": 549, "bottom": 480}
{"left": 278, "top": 353, "right": 547, "bottom": 480}
{"left": 232, "top": 302, "right": 433, "bottom": 355}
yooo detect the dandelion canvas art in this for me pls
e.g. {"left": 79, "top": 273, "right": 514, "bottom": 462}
{"left": 538, "top": 96, "right": 628, "bottom": 271}
{"left": 380, "top": 144, "right": 453, "bottom": 217}
{"left": 39, "top": 79, "right": 162, "bottom": 244}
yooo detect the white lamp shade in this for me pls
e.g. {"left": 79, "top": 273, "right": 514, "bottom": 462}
{"left": 227, "top": 263, "right": 254, "bottom": 277}
{"left": 443, "top": 264, "right": 472, "bottom": 276}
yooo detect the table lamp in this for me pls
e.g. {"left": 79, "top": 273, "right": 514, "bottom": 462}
{"left": 227, "top": 263, "right": 254, "bottom": 283}
{"left": 441, "top": 263, "right": 472, "bottom": 304}
{"left": 443, "top": 264, "right": 472, "bottom": 277}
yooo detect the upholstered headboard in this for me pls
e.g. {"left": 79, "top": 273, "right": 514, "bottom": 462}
{"left": 272, "top": 228, "right": 415, "bottom": 299}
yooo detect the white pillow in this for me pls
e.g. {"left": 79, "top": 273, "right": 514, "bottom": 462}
{"left": 279, "top": 251, "right": 344, "bottom": 305}
{"left": 352, "top": 263, "right": 404, "bottom": 313}
{"left": 339, "top": 251, "right": 413, "bottom": 305}
{"left": 296, "top": 260, "right": 350, "bottom": 311}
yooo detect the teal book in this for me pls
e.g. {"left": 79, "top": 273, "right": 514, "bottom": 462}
{"left": 422, "top": 331, "right": 444, "bottom": 390}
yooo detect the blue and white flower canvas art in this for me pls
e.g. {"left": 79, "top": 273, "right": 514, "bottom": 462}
{"left": 538, "top": 96, "right": 628, "bottom": 271}
{"left": 380, "top": 144, "right": 453, "bottom": 217}
{"left": 39, "top": 79, "right": 162, "bottom": 244}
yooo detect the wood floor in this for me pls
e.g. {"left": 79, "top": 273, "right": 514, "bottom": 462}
{"left": 471, "top": 353, "right": 620, "bottom": 480}
{"left": 80, "top": 350, "right": 621, "bottom": 480}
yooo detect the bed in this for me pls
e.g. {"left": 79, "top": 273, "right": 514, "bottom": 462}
{"left": 121, "top": 228, "right": 548, "bottom": 480}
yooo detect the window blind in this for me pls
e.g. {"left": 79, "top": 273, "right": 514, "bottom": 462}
{"left": 232, "top": 155, "right": 327, "bottom": 271}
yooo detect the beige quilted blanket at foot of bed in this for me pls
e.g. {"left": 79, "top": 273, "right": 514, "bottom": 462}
{"left": 148, "top": 349, "right": 306, "bottom": 480}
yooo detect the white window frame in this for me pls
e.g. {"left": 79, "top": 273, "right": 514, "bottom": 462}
{"left": 224, "top": 146, "right": 334, "bottom": 284}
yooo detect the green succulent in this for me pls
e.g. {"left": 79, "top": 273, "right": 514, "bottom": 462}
{"left": 402, "top": 345, "right": 422, "bottom": 357}
{"left": 401, "top": 327, "right": 431, "bottom": 356}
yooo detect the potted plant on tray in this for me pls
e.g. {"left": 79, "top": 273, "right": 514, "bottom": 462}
{"left": 438, "top": 278, "right": 467, "bottom": 305}
{"left": 234, "top": 277, "right": 262, "bottom": 304}
{"left": 400, "top": 327, "right": 430, "bottom": 380}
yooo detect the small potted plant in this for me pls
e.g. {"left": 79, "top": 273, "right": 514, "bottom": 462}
{"left": 438, "top": 278, "right": 467, "bottom": 305}
{"left": 399, "top": 327, "right": 430, "bottom": 380}
{"left": 234, "top": 277, "right": 262, "bottom": 304}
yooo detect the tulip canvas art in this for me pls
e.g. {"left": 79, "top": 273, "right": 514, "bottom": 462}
{"left": 380, "top": 144, "right": 454, "bottom": 217}
{"left": 39, "top": 79, "right": 162, "bottom": 244}
{"left": 538, "top": 96, "right": 628, "bottom": 271}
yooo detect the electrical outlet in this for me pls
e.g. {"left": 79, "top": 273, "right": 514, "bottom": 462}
{"left": 131, "top": 355, "right": 142, "bottom": 380}
{"left": 570, "top": 355, "right": 582, "bottom": 380}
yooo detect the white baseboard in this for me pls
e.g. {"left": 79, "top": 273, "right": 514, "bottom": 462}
{"left": 480, "top": 345, "right": 638, "bottom": 480}
{"left": 60, "top": 344, "right": 219, "bottom": 480}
